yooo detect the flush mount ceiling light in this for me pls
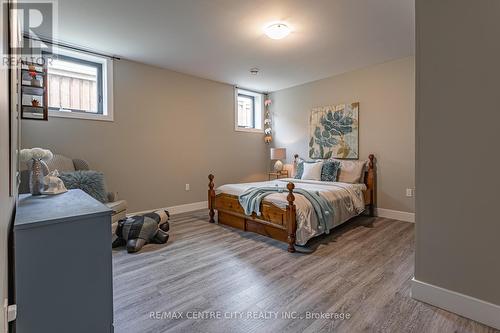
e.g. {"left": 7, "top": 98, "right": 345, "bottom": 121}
{"left": 263, "top": 22, "right": 291, "bottom": 40}
{"left": 250, "top": 67, "right": 259, "bottom": 75}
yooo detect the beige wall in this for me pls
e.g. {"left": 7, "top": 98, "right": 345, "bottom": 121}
{"left": 415, "top": 0, "right": 500, "bottom": 306}
{"left": 22, "top": 59, "right": 268, "bottom": 212}
{"left": 270, "top": 57, "right": 415, "bottom": 213}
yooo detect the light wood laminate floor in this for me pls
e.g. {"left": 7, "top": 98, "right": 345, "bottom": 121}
{"left": 113, "top": 210, "right": 498, "bottom": 333}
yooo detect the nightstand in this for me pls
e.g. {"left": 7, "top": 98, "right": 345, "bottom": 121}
{"left": 268, "top": 170, "right": 289, "bottom": 180}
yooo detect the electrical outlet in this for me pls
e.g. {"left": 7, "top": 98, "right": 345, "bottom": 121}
{"left": 185, "top": 184, "right": 190, "bottom": 191}
{"left": 3, "top": 299, "right": 16, "bottom": 330}
{"left": 7, "top": 304, "right": 16, "bottom": 322}
{"left": 406, "top": 188, "right": 413, "bottom": 197}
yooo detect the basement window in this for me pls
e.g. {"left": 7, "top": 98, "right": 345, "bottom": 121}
{"left": 235, "top": 88, "right": 263, "bottom": 133}
{"left": 45, "top": 49, "right": 114, "bottom": 121}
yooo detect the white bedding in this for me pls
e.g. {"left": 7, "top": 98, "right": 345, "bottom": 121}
{"left": 216, "top": 178, "right": 366, "bottom": 245}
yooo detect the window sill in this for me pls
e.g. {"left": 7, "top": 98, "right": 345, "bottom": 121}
{"left": 234, "top": 127, "right": 264, "bottom": 134}
{"left": 49, "top": 110, "right": 113, "bottom": 122}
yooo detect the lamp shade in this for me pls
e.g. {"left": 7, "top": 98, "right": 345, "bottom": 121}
{"left": 270, "top": 148, "right": 286, "bottom": 160}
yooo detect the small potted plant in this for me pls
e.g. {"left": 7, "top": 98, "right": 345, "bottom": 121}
{"left": 29, "top": 71, "right": 41, "bottom": 87}
{"left": 31, "top": 98, "right": 40, "bottom": 107}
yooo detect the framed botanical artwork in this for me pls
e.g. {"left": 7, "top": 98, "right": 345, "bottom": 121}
{"left": 309, "top": 102, "right": 359, "bottom": 159}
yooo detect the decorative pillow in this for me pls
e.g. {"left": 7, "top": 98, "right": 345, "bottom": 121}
{"left": 321, "top": 160, "right": 341, "bottom": 182}
{"left": 301, "top": 161, "right": 324, "bottom": 181}
{"left": 333, "top": 159, "right": 367, "bottom": 183}
{"left": 294, "top": 160, "right": 317, "bottom": 179}
{"left": 294, "top": 160, "right": 305, "bottom": 179}
{"left": 59, "top": 170, "right": 108, "bottom": 203}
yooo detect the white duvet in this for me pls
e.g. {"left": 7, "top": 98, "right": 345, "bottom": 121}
{"left": 216, "top": 178, "right": 366, "bottom": 245}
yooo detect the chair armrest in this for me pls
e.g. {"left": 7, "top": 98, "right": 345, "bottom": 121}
{"left": 107, "top": 192, "right": 116, "bottom": 202}
{"left": 73, "top": 158, "right": 90, "bottom": 171}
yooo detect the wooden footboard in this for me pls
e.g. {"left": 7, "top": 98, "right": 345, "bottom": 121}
{"left": 208, "top": 175, "right": 297, "bottom": 252}
{"left": 208, "top": 154, "right": 375, "bottom": 252}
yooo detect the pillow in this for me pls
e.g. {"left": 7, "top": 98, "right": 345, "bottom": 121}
{"left": 294, "top": 160, "right": 305, "bottom": 179}
{"left": 321, "top": 160, "right": 341, "bottom": 182}
{"left": 301, "top": 161, "right": 324, "bottom": 181}
{"left": 334, "top": 159, "right": 367, "bottom": 183}
{"left": 294, "top": 159, "right": 317, "bottom": 179}
{"left": 59, "top": 170, "right": 108, "bottom": 203}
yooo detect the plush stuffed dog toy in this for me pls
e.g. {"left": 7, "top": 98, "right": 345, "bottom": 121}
{"left": 113, "top": 210, "right": 170, "bottom": 253}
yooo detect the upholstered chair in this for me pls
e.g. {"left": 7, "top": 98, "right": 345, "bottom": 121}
{"left": 19, "top": 154, "right": 127, "bottom": 228}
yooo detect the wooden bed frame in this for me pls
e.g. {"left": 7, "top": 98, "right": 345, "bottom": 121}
{"left": 208, "top": 154, "right": 375, "bottom": 252}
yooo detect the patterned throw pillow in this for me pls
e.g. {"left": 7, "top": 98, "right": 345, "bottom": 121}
{"left": 321, "top": 160, "right": 341, "bottom": 182}
{"left": 59, "top": 170, "right": 108, "bottom": 203}
{"left": 296, "top": 160, "right": 333, "bottom": 180}
{"left": 295, "top": 160, "right": 304, "bottom": 179}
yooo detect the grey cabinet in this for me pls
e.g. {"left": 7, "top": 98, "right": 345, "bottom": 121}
{"left": 14, "top": 189, "right": 114, "bottom": 333}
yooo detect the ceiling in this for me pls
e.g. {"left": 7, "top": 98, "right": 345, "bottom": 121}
{"left": 50, "top": 0, "right": 415, "bottom": 92}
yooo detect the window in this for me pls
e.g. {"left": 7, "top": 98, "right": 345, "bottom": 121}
{"left": 44, "top": 48, "right": 113, "bottom": 121}
{"left": 235, "top": 88, "right": 263, "bottom": 132}
{"left": 237, "top": 93, "right": 255, "bottom": 128}
{"left": 47, "top": 54, "right": 102, "bottom": 113}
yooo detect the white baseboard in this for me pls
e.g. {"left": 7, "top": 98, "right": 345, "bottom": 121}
{"left": 411, "top": 278, "right": 500, "bottom": 330}
{"left": 375, "top": 208, "right": 415, "bottom": 223}
{"left": 128, "top": 201, "right": 208, "bottom": 216}
{"left": 131, "top": 203, "right": 414, "bottom": 222}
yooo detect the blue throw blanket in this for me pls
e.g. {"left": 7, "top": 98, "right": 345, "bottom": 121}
{"left": 238, "top": 186, "right": 335, "bottom": 234}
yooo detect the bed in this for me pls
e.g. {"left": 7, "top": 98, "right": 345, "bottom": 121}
{"left": 208, "top": 154, "right": 375, "bottom": 252}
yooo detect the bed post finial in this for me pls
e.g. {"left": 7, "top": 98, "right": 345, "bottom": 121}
{"left": 293, "top": 154, "right": 300, "bottom": 176}
{"left": 368, "top": 154, "right": 374, "bottom": 169}
{"left": 208, "top": 174, "right": 215, "bottom": 223}
{"left": 286, "top": 182, "right": 297, "bottom": 253}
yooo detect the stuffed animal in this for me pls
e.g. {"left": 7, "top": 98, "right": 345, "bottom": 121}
{"left": 113, "top": 210, "right": 170, "bottom": 253}
{"left": 42, "top": 170, "right": 68, "bottom": 195}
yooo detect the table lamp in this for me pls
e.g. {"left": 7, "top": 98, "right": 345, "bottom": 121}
{"left": 270, "top": 148, "right": 286, "bottom": 172}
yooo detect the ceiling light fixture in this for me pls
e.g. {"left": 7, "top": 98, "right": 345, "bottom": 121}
{"left": 263, "top": 22, "right": 291, "bottom": 40}
{"left": 250, "top": 67, "right": 259, "bottom": 75}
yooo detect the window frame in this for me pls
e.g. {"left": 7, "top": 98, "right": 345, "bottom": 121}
{"left": 234, "top": 88, "right": 263, "bottom": 133}
{"left": 237, "top": 93, "right": 256, "bottom": 129}
{"left": 44, "top": 47, "right": 114, "bottom": 122}
{"left": 45, "top": 52, "right": 103, "bottom": 114}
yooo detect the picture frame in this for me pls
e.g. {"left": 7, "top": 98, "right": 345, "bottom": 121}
{"left": 309, "top": 102, "right": 359, "bottom": 159}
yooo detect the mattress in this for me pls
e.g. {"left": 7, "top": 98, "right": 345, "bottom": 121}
{"left": 216, "top": 178, "right": 366, "bottom": 245}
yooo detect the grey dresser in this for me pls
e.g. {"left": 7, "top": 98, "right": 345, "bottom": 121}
{"left": 14, "top": 189, "right": 114, "bottom": 333}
